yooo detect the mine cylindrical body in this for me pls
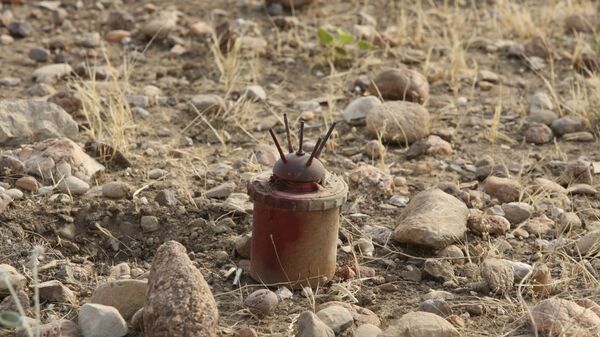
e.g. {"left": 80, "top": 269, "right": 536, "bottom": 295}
{"left": 247, "top": 171, "right": 347, "bottom": 289}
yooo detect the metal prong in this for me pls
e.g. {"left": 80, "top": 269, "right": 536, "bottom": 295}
{"left": 284, "top": 113, "right": 293, "bottom": 153}
{"left": 315, "top": 122, "right": 337, "bottom": 158}
{"left": 269, "top": 128, "right": 287, "bottom": 163}
{"left": 297, "top": 121, "right": 305, "bottom": 155}
{"left": 306, "top": 137, "right": 322, "bottom": 167}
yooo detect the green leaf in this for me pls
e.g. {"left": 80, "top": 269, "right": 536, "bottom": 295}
{"left": 336, "top": 28, "right": 355, "bottom": 45}
{"left": 357, "top": 40, "right": 376, "bottom": 50}
{"left": 317, "top": 27, "right": 334, "bottom": 45}
{"left": 334, "top": 46, "right": 348, "bottom": 56}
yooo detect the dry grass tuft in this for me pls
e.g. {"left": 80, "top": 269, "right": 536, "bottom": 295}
{"left": 73, "top": 50, "right": 136, "bottom": 154}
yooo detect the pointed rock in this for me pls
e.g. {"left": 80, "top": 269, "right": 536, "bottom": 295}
{"left": 144, "top": 241, "right": 218, "bottom": 337}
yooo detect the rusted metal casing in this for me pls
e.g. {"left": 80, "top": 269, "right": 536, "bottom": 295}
{"left": 248, "top": 171, "right": 347, "bottom": 288}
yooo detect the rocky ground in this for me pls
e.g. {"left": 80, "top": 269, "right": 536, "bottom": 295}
{"left": 1, "top": 0, "right": 600, "bottom": 336}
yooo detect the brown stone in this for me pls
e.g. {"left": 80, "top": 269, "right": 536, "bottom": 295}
{"left": 144, "top": 241, "right": 218, "bottom": 337}
{"left": 368, "top": 68, "right": 429, "bottom": 104}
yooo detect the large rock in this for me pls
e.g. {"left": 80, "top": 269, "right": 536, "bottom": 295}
{"left": 0, "top": 155, "right": 24, "bottom": 176}
{"left": 144, "top": 241, "right": 218, "bottom": 337}
{"left": 317, "top": 301, "right": 380, "bottom": 327}
{"left": 366, "top": 101, "right": 430, "bottom": 145}
{"left": 8, "top": 138, "right": 104, "bottom": 183}
{"left": 481, "top": 258, "right": 514, "bottom": 295}
{"left": 37, "top": 280, "right": 77, "bottom": 304}
{"left": 393, "top": 189, "right": 468, "bottom": 249}
{"left": 0, "top": 264, "right": 27, "bottom": 296}
{"left": 531, "top": 298, "right": 600, "bottom": 336}
{"left": 378, "top": 311, "right": 460, "bottom": 337}
{"left": 316, "top": 305, "right": 353, "bottom": 333}
{"left": 90, "top": 279, "right": 147, "bottom": 320}
{"left": 140, "top": 10, "right": 178, "bottom": 39}
{"left": 341, "top": 96, "right": 381, "bottom": 125}
{"left": 32, "top": 64, "right": 73, "bottom": 83}
{"left": 78, "top": 303, "right": 128, "bottom": 337}
{"left": 0, "top": 100, "right": 78, "bottom": 146}
{"left": 296, "top": 311, "right": 334, "bottom": 337}
{"left": 0, "top": 193, "right": 11, "bottom": 212}
{"left": 368, "top": 68, "right": 429, "bottom": 104}
{"left": 575, "top": 230, "right": 600, "bottom": 255}
{"left": 483, "top": 176, "right": 522, "bottom": 203}
{"left": 348, "top": 165, "right": 394, "bottom": 196}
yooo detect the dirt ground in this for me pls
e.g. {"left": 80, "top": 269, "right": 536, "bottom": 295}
{"left": 1, "top": 0, "right": 600, "bottom": 336}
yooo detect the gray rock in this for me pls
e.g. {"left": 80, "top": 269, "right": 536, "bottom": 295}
{"left": 524, "top": 123, "right": 553, "bottom": 144}
{"left": 0, "top": 155, "right": 24, "bottom": 176}
{"left": 155, "top": 189, "right": 177, "bottom": 206}
{"left": 481, "top": 258, "right": 514, "bottom": 295}
{"left": 28, "top": 47, "right": 51, "bottom": 62}
{"left": 527, "top": 109, "right": 558, "bottom": 125}
{"left": 32, "top": 64, "right": 73, "bottom": 83}
{"left": 317, "top": 301, "right": 380, "bottom": 327}
{"left": 563, "top": 131, "right": 595, "bottom": 142}
{"left": 148, "top": 168, "right": 167, "bottom": 179}
{"left": 575, "top": 230, "right": 600, "bottom": 255}
{"left": 132, "top": 107, "right": 151, "bottom": 119}
{"left": 76, "top": 32, "right": 102, "bottom": 48}
{"left": 244, "top": 289, "right": 278, "bottom": 317}
{"left": 37, "top": 280, "right": 77, "bottom": 304}
{"left": 5, "top": 188, "right": 23, "bottom": 200}
{"left": 0, "top": 77, "right": 21, "bottom": 87}
{"left": 484, "top": 176, "right": 522, "bottom": 203}
{"left": 8, "top": 21, "right": 32, "bottom": 38}
{"left": 341, "top": 96, "right": 381, "bottom": 125}
{"left": 106, "top": 10, "right": 135, "bottom": 30}
{"left": 423, "top": 259, "right": 455, "bottom": 282}
{"left": 316, "top": 305, "right": 353, "bottom": 333}
{"left": 296, "top": 311, "right": 334, "bottom": 337}
{"left": 0, "top": 100, "right": 78, "bottom": 145}
{"left": 366, "top": 101, "right": 430, "bottom": 145}
{"left": 126, "top": 95, "right": 149, "bottom": 108}
{"left": 0, "top": 264, "right": 27, "bottom": 296}
{"left": 560, "top": 159, "right": 592, "bottom": 185}
{"left": 502, "top": 202, "right": 533, "bottom": 225}
{"left": 551, "top": 116, "right": 583, "bottom": 136}
{"left": 532, "top": 298, "right": 600, "bottom": 336}
{"left": 78, "top": 303, "right": 128, "bottom": 337}
{"left": 140, "top": 10, "right": 178, "bottom": 39}
{"left": 14, "top": 138, "right": 104, "bottom": 184}
{"left": 205, "top": 182, "right": 236, "bottom": 199}
{"left": 353, "top": 324, "right": 381, "bottom": 337}
{"left": 144, "top": 241, "right": 218, "bottom": 337}
{"left": 511, "top": 261, "right": 533, "bottom": 282}
{"left": 58, "top": 176, "right": 90, "bottom": 195}
{"left": 393, "top": 189, "right": 468, "bottom": 249}
{"left": 190, "top": 94, "right": 226, "bottom": 114}
{"left": 243, "top": 85, "right": 266, "bottom": 101}
{"left": 0, "top": 193, "right": 13, "bottom": 212}
{"left": 530, "top": 92, "right": 553, "bottom": 113}
{"left": 418, "top": 299, "right": 453, "bottom": 317}
{"left": 378, "top": 311, "right": 460, "bottom": 337}
{"left": 102, "top": 182, "right": 131, "bottom": 199}
{"left": 141, "top": 216, "right": 160, "bottom": 233}
{"left": 90, "top": 279, "right": 148, "bottom": 320}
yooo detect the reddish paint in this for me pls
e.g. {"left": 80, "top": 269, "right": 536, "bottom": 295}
{"left": 251, "top": 202, "right": 302, "bottom": 269}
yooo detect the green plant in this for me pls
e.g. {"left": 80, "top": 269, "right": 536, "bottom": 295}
{"left": 316, "top": 27, "right": 376, "bottom": 67}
